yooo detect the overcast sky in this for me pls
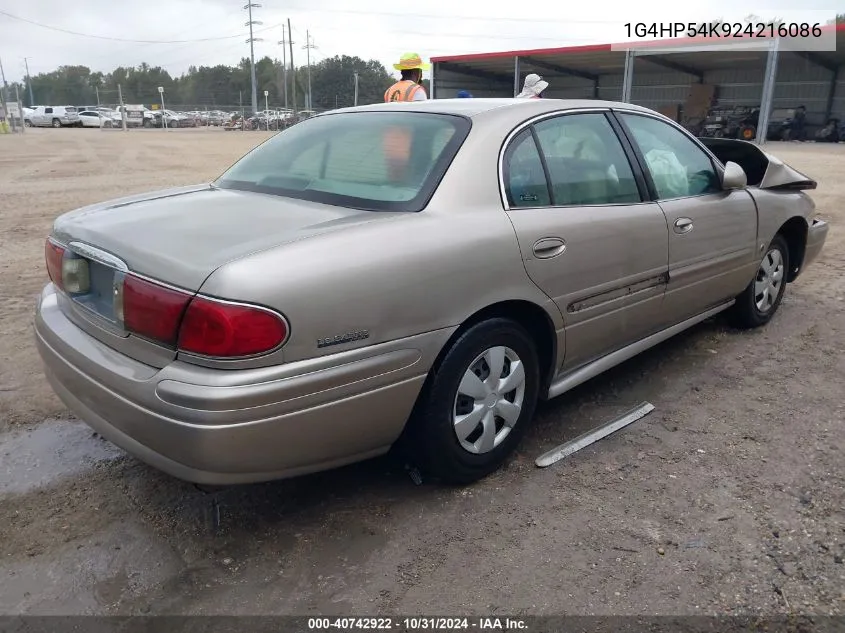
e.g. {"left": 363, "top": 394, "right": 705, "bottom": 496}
{"left": 0, "top": 1, "right": 838, "bottom": 84}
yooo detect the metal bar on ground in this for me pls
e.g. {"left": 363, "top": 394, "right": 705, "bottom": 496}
{"left": 535, "top": 402, "right": 655, "bottom": 468}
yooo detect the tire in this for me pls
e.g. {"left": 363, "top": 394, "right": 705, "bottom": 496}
{"left": 143, "top": 119, "right": 152, "bottom": 128}
{"left": 104, "top": 120, "right": 113, "bottom": 128}
{"left": 24, "top": 119, "right": 32, "bottom": 127}
{"left": 52, "top": 118, "right": 61, "bottom": 128}
{"left": 730, "top": 233, "right": 790, "bottom": 329}
{"left": 404, "top": 318, "right": 540, "bottom": 484}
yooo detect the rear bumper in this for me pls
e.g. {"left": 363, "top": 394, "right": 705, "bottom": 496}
{"left": 35, "top": 284, "right": 447, "bottom": 485}
{"left": 802, "top": 217, "right": 829, "bottom": 271}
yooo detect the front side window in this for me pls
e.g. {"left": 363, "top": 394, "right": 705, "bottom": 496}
{"left": 533, "top": 112, "right": 642, "bottom": 206}
{"left": 618, "top": 113, "right": 721, "bottom": 200}
{"left": 216, "top": 111, "right": 470, "bottom": 212}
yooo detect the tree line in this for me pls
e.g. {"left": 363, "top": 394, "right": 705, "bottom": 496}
{"left": 3, "top": 54, "right": 423, "bottom": 112}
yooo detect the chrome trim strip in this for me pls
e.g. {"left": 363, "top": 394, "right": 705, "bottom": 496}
{"left": 67, "top": 241, "right": 129, "bottom": 271}
{"left": 547, "top": 300, "right": 734, "bottom": 399}
{"left": 567, "top": 273, "right": 668, "bottom": 313}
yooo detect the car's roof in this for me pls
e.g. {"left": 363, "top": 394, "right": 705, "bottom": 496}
{"left": 331, "top": 98, "right": 655, "bottom": 119}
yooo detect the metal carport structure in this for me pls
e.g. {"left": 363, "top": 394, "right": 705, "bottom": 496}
{"left": 430, "top": 23, "right": 845, "bottom": 144}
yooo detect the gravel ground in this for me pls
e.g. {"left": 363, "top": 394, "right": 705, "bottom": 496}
{"left": 0, "top": 128, "right": 843, "bottom": 617}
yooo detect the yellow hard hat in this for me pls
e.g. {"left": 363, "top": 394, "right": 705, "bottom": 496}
{"left": 393, "top": 52, "right": 431, "bottom": 71}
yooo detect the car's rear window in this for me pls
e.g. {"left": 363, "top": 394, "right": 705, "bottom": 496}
{"left": 215, "top": 111, "right": 471, "bottom": 212}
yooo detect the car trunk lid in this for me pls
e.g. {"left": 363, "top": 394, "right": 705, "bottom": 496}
{"left": 50, "top": 184, "right": 393, "bottom": 365}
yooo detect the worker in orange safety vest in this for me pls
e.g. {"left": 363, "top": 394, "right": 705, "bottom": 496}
{"left": 384, "top": 52, "right": 430, "bottom": 102}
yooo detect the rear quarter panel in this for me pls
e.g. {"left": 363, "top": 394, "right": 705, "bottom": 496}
{"left": 197, "top": 205, "right": 563, "bottom": 368}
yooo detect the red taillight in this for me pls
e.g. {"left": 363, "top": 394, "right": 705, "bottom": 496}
{"left": 178, "top": 296, "right": 288, "bottom": 357}
{"left": 45, "top": 239, "right": 65, "bottom": 290}
{"left": 122, "top": 275, "right": 191, "bottom": 346}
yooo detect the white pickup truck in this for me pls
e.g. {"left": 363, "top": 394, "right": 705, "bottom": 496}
{"left": 24, "top": 106, "right": 81, "bottom": 128}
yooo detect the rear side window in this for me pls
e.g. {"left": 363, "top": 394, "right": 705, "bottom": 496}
{"left": 503, "top": 129, "right": 551, "bottom": 208}
{"left": 532, "top": 113, "right": 642, "bottom": 206}
{"left": 45, "top": 108, "right": 53, "bottom": 114}
{"left": 216, "top": 111, "right": 470, "bottom": 212}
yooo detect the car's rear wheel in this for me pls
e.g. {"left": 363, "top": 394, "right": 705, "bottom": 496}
{"left": 52, "top": 118, "right": 61, "bottom": 128}
{"left": 730, "top": 234, "right": 790, "bottom": 329}
{"left": 406, "top": 318, "right": 540, "bottom": 484}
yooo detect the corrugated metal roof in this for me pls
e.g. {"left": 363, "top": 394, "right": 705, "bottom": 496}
{"left": 431, "top": 23, "right": 845, "bottom": 73}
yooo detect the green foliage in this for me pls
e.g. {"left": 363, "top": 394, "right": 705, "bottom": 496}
{"left": 9, "top": 54, "right": 395, "bottom": 111}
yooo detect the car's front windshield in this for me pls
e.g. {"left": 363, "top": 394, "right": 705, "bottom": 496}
{"left": 215, "top": 110, "right": 471, "bottom": 212}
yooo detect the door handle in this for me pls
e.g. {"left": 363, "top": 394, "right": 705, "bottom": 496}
{"left": 532, "top": 237, "right": 566, "bottom": 259}
{"left": 674, "top": 217, "right": 694, "bottom": 234}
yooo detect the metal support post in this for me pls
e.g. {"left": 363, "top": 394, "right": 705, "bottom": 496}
{"left": 117, "top": 84, "right": 127, "bottom": 131}
{"left": 621, "top": 49, "right": 635, "bottom": 103}
{"left": 353, "top": 72, "right": 359, "bottom": 106}
{"left": 513, "top": 56, "right": 520, "bottom": 97}
{"left": 823, "top": 65, "right": 840, "bottom": 124}
{"left": 756, "top": 38, "right": 780, "bottom": 145}
{"left": 15, "top": 85, "right": 24, "bottom": 133}
{"left": 430, "top": 62, "right": 436, "bottom": 99}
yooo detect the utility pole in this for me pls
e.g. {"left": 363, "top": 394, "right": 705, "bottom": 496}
{"left": 244, "top": 2, "right": 263, "bottom": 115}
{"left": 287, "top": 18, "right": 296, "bottom": 115}
{"left": 303, "top": 30, "right": 316, "bottom": 110}
{"left": 0, "top": 56, "right": 16, "bottom": 133}
{"left": 277, "top": 25, "right": 288, "bottom": 111}
{"left": 23, "top": 57, "right": 34, "bottom": 106}
{"left": 353, "top": 72, "right": 359, "bottom": 106}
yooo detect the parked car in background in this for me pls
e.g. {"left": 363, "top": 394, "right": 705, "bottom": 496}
{"left": 35, "top": 99, "right": 828, "bottom": 487}
{"left": 77, "top": 110, "right": 119, "bottom": 128}
{"left": 146, "top": 109, "right": 187, "bottom": 128}
{"left": 24, "top": 106, "right": 81, "bottom": 128}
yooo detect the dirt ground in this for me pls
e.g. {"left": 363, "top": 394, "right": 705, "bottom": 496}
{"left": 0, "top": 128, "right": 843, "bottom": 617}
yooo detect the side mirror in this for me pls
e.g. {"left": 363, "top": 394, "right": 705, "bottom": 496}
{"left": 722, "top": 161, "right": 748, "bottom": 190}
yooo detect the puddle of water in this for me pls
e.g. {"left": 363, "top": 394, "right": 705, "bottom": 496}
{"left": 0, "top": 419, "right": 124, "bottom": 496}
{"left": 0, "top": 520, "right": 184, "bottom": 614}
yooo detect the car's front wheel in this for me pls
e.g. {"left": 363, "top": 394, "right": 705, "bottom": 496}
{"left": 408, "top": 318, "right": 540, "bottom": 484}
{"left": 730, "top": 233, "right": 790, "bottom": 329}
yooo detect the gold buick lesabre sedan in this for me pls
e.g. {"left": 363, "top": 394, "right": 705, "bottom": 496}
{"left": 35, "top": 98, "right": 828, "bottom": 485}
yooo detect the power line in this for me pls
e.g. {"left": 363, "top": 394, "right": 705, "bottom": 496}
{"left": 0, "top": 9, "right": 284, "bottom": 43}
{"left": 265, "top": 5, "right": 624, "bottom": 25}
